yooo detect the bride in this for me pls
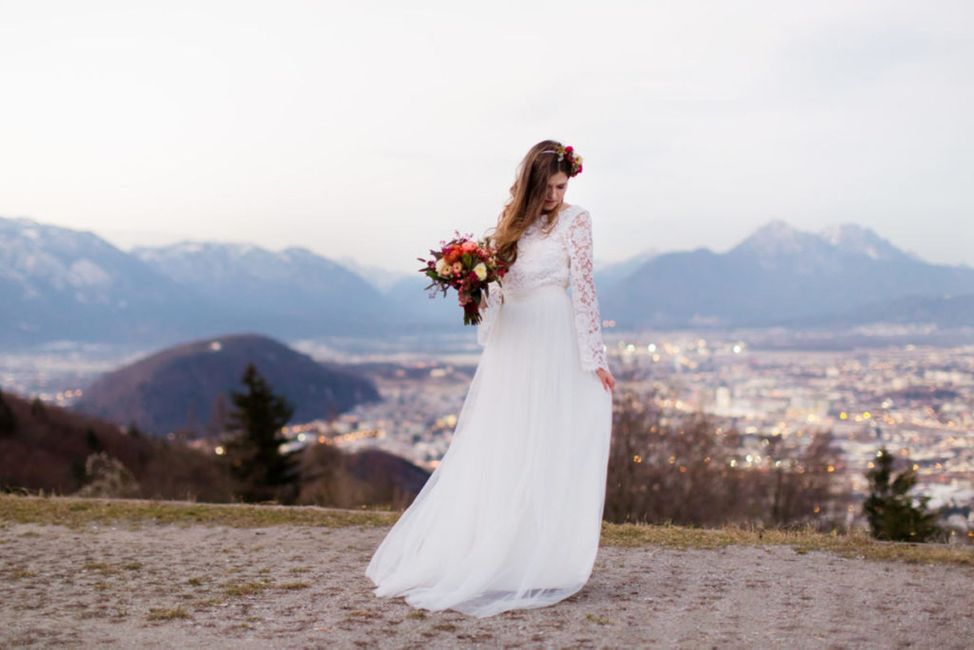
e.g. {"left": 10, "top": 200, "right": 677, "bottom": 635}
{"left": 365, "top": 139, "right": 616, "bottom": 618}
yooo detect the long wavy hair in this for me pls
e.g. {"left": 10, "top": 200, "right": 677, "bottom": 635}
{"left": 486, "top": 140, "right": 576, "bottom": 268}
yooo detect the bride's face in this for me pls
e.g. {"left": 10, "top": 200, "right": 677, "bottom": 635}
{"left": 542, "top": 171, "right": 569, "bottom": 212}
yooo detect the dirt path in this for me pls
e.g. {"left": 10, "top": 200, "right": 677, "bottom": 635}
{"left": 1, "top": 522, "right": 971, "bottom": 648}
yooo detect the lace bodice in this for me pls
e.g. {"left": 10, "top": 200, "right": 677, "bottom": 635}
{"left": 477, "top": 205, "right": 608, "bottom": 372}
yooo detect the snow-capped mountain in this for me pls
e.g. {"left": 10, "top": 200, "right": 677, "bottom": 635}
{"left": 133, "top": 242, "right": 364, "bottom": 289}
{"left": 130, "top": 240, "right": 436, "bottom": 338}
{"left": 733, "top": 221, "right": 915, "bottom": 266}
{"left": 0, "top": 217, "right": 204, "bottom": 345}
{"left": 0, "top": 216, "right": 465, "bottom": 347}
{"left": 2, "top": 217, "right": 155, "bottom": 304}
{"left": 820, "top": 223, "right": 914, "bottom": 262}
{"left": 730, "top": 220, "right": 831, "bottom": 261}
{"left": 602, "top": 221, "right": 974, "bottom": 329}
{"left": 4, "top": 214, "right": 973, "bottom": 346}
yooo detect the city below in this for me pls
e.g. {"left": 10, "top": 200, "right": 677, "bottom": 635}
{"left": 287, "top": 327, "right": 974, "bottom": 537}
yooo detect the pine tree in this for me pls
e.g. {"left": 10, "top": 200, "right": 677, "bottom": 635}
{"left": 85, "top": 428, "right": 102, "bottom": 452}
{"left": 30, "top": 396, "right": 46, "bottom": 419}
{"left": 863, "top": 446, "right": 940, "bottom": 542}
{"left": 0, "top": 389, "right": 16, "bottom": 435}
{"left": 224, "top": 363, "right": 298, "bottom": 503}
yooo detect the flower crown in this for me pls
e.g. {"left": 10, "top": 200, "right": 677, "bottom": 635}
{"left": 541, "top": 144, "right": 583, "bottom": 177}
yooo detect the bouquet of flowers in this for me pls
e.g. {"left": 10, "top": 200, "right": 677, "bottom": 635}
{"left": 418, "top": 231, "right": 509, "bottom": 325}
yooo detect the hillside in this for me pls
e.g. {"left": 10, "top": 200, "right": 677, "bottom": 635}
{"left": 0, "top": 391, "right": 427, "bottom": 509}
{"left": 0, "top": 391, "right": 234, "bottom": 500}
{"left": 1, "top": 496, "right": 971, "bottom": 648}
{"left": 73, "top": 333, "right": 381, "bottom": 436}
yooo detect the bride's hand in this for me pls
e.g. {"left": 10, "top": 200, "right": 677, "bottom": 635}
{"left": 596, "top": 368, "right": 615, "bottom": 393}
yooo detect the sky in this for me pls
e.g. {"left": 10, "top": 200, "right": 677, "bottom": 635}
{"left": 1, "top": 0, "right": 972, "bottom": 273}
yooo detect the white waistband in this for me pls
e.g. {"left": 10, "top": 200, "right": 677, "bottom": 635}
{"left": 502, "top": 282, "right": 569, "bottom": 300}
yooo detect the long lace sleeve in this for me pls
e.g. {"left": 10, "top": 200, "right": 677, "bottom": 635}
{"left": 476, "top": 282, "right": 503, "bottom": 346}
{"left": 566, "top": 210, "right": 608, "bottom": 372}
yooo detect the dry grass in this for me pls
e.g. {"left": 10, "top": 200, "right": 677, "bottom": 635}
{"left": 224, "top": 580, "right": 272, "bottom": 598}
{"left": 600, "top": 519, "right": 974, "bottom": 567}
{"left": 145, "top": 607, "right": 190, "bottom": 621}
{"left": 2, "top": 494, "right": 971, "bottom": 568}
{"left": 585, "top": 613, "right": 612, "bottom": 625}
{"left": 0, "top": 494, "right": 397, "bottom": 529}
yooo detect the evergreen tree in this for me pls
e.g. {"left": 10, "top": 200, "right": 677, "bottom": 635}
{"left": 0, "top": 389, "right": 16, "bottom": 435}
{"left": 863, "top": 446, "right": 940, "bottom": 542}
{"left": 224, "top": 363, "right": 297, "bottom": 503}
{"left": 30, "top": 396, "right": 46, "bottom": 419}
{"left": 85, "top": 428, "right": 102, "bottom": 452}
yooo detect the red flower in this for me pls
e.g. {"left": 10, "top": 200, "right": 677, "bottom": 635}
{"left": 418, "top": 234, "right": 505, "bottom": 326}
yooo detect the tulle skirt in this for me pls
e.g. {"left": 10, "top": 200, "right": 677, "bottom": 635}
{"left": 364, "top": 283, "right": 613, "bottom": 618}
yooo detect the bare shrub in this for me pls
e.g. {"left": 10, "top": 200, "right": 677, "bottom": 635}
{"left": 76, "top": 452, "right": 141, "bottom": 498}
{"left": 605, "top": 389, "right": 847, "bottom": 529}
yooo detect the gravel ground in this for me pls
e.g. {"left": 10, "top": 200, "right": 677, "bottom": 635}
{"left": 1, "top": 522, "right": 972, "bottom": 649}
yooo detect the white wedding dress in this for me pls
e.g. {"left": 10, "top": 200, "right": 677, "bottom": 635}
{"left": 365, "top": 204, "right": 613, "bottom": 618}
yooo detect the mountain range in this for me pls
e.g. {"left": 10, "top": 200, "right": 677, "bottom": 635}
{"left": 601, "top": 221, "right": 974, "bottom": 329}
{"left": 2, "top": 215, "right": 973, "bottom": 347}
{"left": 0, "top": 217, "right": 203, "bottom": 346}
{"left": 131, "top": 241, "right": 392, "bottom": 338}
